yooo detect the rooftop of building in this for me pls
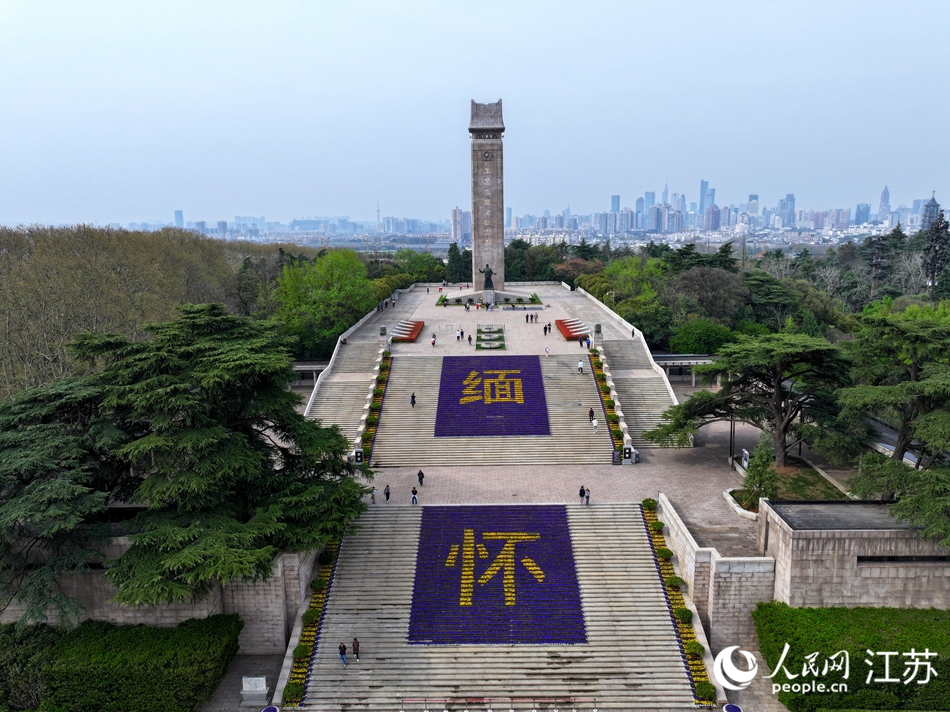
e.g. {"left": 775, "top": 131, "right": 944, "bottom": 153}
{"left": 767, "top": 500, "right": 911, "bottom": 531}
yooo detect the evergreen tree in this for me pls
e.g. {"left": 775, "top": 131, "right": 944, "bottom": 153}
{"left": 922, "top": 211, "right": 950, "bottom": 306}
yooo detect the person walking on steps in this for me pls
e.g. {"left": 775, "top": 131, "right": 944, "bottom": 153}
{"left": 579, "top": 485, "right": 586, "bottom": 505}
{"left": 411, "top": 487, "right": 418, "bottom": 505}
{"left": 588, "top": 407, "right": 595, "bottom": 422}
{"left": 411, "top": 393, "right": 416, "bottom": 408}
{"left": 592, "top": 417, "right": 598, "bottom": 433}
{"left": 544, "top": 346, "right": 550, "bottom": 358}
{"left": 371, "top": 487, "right": 376, "bottom": 504}
{"left": 585, "top": 487, "right": 591, "bottom": 505}
{"left": 384, "top": 484, "right": 390, "bottom": 502}
{"left": 577, "top": 359, "right": 584, "bottom": 374}
{"left": 339, "top": 643, "right": 347, "bottom": 667}
{"left": 417, "top": 470, "right": 425, "bottom": 486}
{"left": 352, "top": 637, "right": 360, "bottom": 661}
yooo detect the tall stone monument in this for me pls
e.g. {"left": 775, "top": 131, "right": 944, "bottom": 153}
{"left": 469, "top": 99, "right": 505, "bottom": 299}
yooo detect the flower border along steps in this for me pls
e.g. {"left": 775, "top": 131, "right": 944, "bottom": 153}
{"left": 295, "top": 504, "right": 703, "bottom": 711}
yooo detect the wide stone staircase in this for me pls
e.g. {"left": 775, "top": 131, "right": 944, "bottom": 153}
{"left": 601, "top": 340, "right": 676, "bottom": 448}
{"left": 300, "top": 503, "right": 698, "bottom": 711}
{"left": 370, "top": 355, "right": 614, "bottom": 466}
{"left": 306, "top": 341, "right": 382, "bottom": 445}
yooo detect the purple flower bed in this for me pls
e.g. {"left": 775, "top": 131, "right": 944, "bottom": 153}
{"left": 434, "top": 355, "right": 550, "bottom": 437}
{"left": 408, "top": 505, "right": 586, "bottom": 645}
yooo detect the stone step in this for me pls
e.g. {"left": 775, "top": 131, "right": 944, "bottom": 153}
{"left": 306, "top": 382, "right": 368, "bottom": 443}
{"left": 299, "top": 504, "right": 698, "bottom": 711}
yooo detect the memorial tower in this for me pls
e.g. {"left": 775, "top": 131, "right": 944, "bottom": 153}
{"left": 469, "top": 99, "right": 505, "bottom": 298}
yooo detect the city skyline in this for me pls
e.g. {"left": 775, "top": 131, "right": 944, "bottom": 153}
{"left": 1, "top": 2, "right": 948, "bottom": 226}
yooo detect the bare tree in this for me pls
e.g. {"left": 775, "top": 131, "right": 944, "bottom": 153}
{"left": 813, "top": 264, "right": 845, "bottom": 299}
{"left": 893, "top": 251, "right": 927, "bottom": 296}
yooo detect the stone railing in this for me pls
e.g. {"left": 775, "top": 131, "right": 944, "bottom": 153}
{"left": 591, "top": 346, "right": 634, "bottom": 455}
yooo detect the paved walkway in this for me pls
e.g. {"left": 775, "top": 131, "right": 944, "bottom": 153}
{"left": 198, "top": 654, "right": 283, "bottom": 712}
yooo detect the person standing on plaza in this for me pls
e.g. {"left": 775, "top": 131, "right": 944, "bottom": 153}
{"left": 544, "top": 345, "right": 550, "bottom": 358}
{"left": 585, "top": 487, "right": 591, "bottom": 505}
{"left": 578, "top": 359, "right": 584, "bottom": 374}
{"left": 384, "top": 484, "right": 390, "bottom": 502}
{"left": 457, "top": 329, "right": 461, "bottom": 341}
{"left": 586, "top": 336, "right": 591, "bottom": 349}
{"left": 578, "top": 485, "right": 586, "bottom": 505}
{"left": 460, "top": 329, "right": 464, "bottom": 339}
{"left": 579, "top": 335, "right": 584, "bottom": 349}
{"left": 411, "top": 393, "right": 416, "bottom": 408}
{"left": 352, "top": 637, "right": 360, "bottom": 661}
{"left": 468, "top": 334, "right": 473, "bottom": 346}
{"left": 588, "top": 407, "right": 595, "bottom": 422}
{"left": 417, "top": 470, "right": 425, "bottom": 486}
{"left": 526, "top": 314, "right": 529, "bottom": 324}
{"left": 339, "top": 643, "right": 347, "bottom": 667}
{"left": 411, "top": 487, "right": 418, "bottom": 505}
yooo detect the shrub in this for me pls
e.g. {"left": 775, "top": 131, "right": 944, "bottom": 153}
{"left": 599, "top": 384, "right": 610, "bottom": 394}
{"left": 382, "top": 350, "right": 391, "bottom": 357}
{"left": 283, "top": 681, "right": 304, "bottom": 702}
{"left": 656, "top": 547, "right": 673, "bottom": 560}
{"left": 318, "top": 548, "right": 336, "bottom": 565}
{"left": 589, "top": 348, "right": 598, "bottom": 354}
{"left": 607, "top": 413, "right": 619, "bottom": 424}
{"left": 516, "top": 297, "right": 524, "bottom": 303}
{"left": 592, "top": 359, "right": 603, "bottom": 368}
{"left": 641, "top": 497, "right": 657, "bottom": 511}
{"left": 455, "top": 297, "right": 462, "bottom": 304}
{"left": 301, "top": 609, "right": 320, "bottom": 625}
{"left": 369, "top": 402, "right": 381, "bottom": 413}
{"left": 650, "top": 521, "right": 665, "bottom": 532}
{"left": 365, "top": 415, "right": 378, "bottom": 426}
{"left": 373, "top": 387, "right": 384, "bottom": 397}
{"left": 665, "top": 575, "right": 685, "bottom": 589}
{"left": 467, "top": 297, "right": 474, "bottom": 303}
{"left": 375, "top": 374, "right": 386, "bottom": 384}
{"left": 685, "top": 640, "right": 705, "bottom": 657}
{"left": 378, "top": 362, "right": 389, "bottom": 373}
{"left": 504, "top": 297, "right": 510, "bottom": 303}
{"left": 604, "top": 398, "right": 615, "bottom": 409}
{"left": 741, "top": 435, "right": 779, "bottom": 507}
{"left": 610, "top": 428, "right": 622, "bottom": 440}
{"left": 293, "top": 644, "right": 311, "bottom": 660}
{"left": 694, "top": 681, "right": 716, "bottom": 700}
{"left": 595, "top": 372, "right": 607, "bottom": 383}
{"left": 0, "top": 623, "right": 62, "bottom": 711}
{"left": 310, "top": 576, "right": 328, "bottom": 592}
{"left": 42, "top": 615, "right": 243, "bottom": 712}
{"left": 674, "top": 607, "right": 693, "bottom": 623}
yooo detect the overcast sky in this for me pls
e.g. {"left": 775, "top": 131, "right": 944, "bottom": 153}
{"left": 1, "top": 1, "right": 948, "bottom": 226}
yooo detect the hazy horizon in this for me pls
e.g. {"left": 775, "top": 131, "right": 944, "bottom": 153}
{"left": 1, "top": 1, "right": 948, "bottom": 226}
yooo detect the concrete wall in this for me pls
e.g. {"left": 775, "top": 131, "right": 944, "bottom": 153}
{"left": 759, "top": 502, "right": 950, "bottom": 609}
{"left": 471, "top": 137, "right": 505, "bottom": 293}
{"left": 706, "top": 557, "right": 775, "bottom": 652}
{"left": 656, "top": 494, "right": 714, "bottom": 630}
{"left": 658, "top": 493, "right": 775, "bottom": 653}
{"left": 1, "top": 546, "right": 317, "bottom": 654}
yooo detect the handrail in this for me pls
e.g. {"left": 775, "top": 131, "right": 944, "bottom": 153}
{"left": 574, "top": 287, "right": 678, "bottom": 406}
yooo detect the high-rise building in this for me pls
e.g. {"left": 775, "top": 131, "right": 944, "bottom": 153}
{"left": 704, "top": 188, "right": 716, "bottom": 211}
{"left": 748, "top": 194, "right": 759, "bottom": 215}
{"left": 879, "top": 186, "right": 891, "bottom": 221}
{"left": 677, "top": 195, "right": 687, "bottom": 215}
{"left": 699, "top": 180, "right": 709, "bottom": 216}
{"left": 174, "top": 210, "right": 184, "bottom": 228}
{"left": 921, "top": 194, "right": 941, "bottom": 233}
{"left": 855, "top": 203, "right": 871, "bottom": 224}
{"left": 662, "top": 184, "right": 669, "bottom": 205}
{"left": 505, "top": 207, "right": 512, "bottom": 226}
{"left": 217, "top": 221, "right": 228, "bottom": 238}
{"left": 644, "top": 191, "right": 656, "bottom": 208}
{"left": 451, "top": 206, "right": 464, "bottom": 241}
{"left": 705, "top": 205, "right": 721, "bottom": 231}
{"left": 611, "top": 195, "right": 620, "bottom": 213}
{"left": 778, "top": 194, "right": 796, "bottom": 227}
{"left": 195, "top": 221, "right": 206, "bottom": 234}
{"left": 635, "top": 197, "right": 645, "bottom": 228}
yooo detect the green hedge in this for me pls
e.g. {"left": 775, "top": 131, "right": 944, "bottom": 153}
{"left": 753, "top": 602, "right": 950, "bottom": 712}
{"left": 42, "top": 614, "right": 243, "bottom": 712}
{"left": 0, "top": 623, "right": 62, "bottom": 710}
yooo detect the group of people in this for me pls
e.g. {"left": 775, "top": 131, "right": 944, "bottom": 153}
{"left": 578, "top": 335, "right": 592, "bottom": 349}
{"left": 524, "top": 313, "right": 541, "bottom": 323}
{"left": 578, "top": 485, "right": 591, "bottom": 505}
{"left": 369, "top": 471, "right": 425, "bottom": 506}
{"left": 338, "top": 638, "right": 359, "bottom": 666}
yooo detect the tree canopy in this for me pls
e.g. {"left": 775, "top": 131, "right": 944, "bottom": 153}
{"left": 0, "top": 305, "right": 367, "bottom": 619}
{"left": 644, "top": 333, "right": 861, "bottom": 466}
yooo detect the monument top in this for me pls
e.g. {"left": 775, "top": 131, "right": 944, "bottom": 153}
{"left": 469, "top": 99, "right": 504, "bottom": 133}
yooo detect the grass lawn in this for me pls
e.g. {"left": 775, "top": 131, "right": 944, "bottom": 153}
{"left": 733, "top": 456, "right": 845, "bottom": 511}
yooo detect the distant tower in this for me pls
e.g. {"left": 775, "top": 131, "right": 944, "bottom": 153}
{"left": 921, "top": 193, "right": 941, "bottom": 233}
{"left": 174, "top": 210, "right": 184, "bottom": 228}
{"left": 376, "top": 202, "right": 381, "bottom": 230}
{"left": 662, "top": 183, "right": 669, "bottom": 205}
{"left": 469, "top": 99, "right": 505, "bottom": 295}
{"left": 748, "top": 194, "right": 759, "bottom": 215}
{"left": 856, "top": 203, "right": 871, "bottom": 224}
{"left": 879, "top": 186, "right": 891, "bottom": 221}
{"left": 699, "top": 180, "right": 709, "bottom": 216}
{"left": 611, "top": 195, "right": 620, "bottom": 213}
